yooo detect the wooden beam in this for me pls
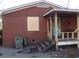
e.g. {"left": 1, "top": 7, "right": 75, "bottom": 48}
{"left": 77, "top": 14, "right": 79, "bottom": 39}
{"left": 47, "top": 17, "right": 52, "bottom": 39}
{"left": 54, "top": 12, "right": 59, "bottom": 50}
{"left": 47, "top": 18, "right": 50, "bottom": 38}
{"left": 54, "top": 12, "right": 58, "bottom": 42}
{"left": 77, "top": 14, "right": 79, "bottom": 49}
{"left": 49, "top": 16, "right": 52, "bottom": 39}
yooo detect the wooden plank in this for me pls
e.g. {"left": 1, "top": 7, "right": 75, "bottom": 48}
{"left": 27, "top": 17, "right": 39, "bottom": 31}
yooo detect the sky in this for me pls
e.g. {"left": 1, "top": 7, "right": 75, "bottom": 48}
{"left": 0, "top": 0, "right": 79, "bottom": 10}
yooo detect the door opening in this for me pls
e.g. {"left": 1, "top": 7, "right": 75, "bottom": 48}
{"left": 0, "top": 30, "right": 2, "bottom": 45}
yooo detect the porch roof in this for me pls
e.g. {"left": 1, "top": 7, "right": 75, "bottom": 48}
{"left": 43, "top": 8, "right": 79, "bottom": 16}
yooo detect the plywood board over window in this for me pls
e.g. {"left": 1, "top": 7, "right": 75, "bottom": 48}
{"left": 27, "top": 16, "right": 39, "bottom": 31}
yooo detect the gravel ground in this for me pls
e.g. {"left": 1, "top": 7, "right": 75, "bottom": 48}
{"left": 0, "top": 45, "right": 79, "bottom": 58}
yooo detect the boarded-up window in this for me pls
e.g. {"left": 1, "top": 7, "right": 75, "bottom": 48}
{"left": 27, "top": 16, "right": 39, "bottom": 31}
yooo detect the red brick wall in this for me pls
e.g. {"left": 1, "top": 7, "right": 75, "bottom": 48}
{"left": 3, "top": 7, "right": 51, "bottom": 47}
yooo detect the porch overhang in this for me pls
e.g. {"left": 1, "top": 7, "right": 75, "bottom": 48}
{"left": 43, "top": 8, "right": 79, "bottom": 16}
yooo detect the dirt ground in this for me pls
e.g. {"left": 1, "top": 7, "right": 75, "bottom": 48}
{"left": 0, "top": 45, "right": 79, "bottom": 58}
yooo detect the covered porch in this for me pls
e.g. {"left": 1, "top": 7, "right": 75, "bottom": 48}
{"left": 44, "top": 9, "right": 79, "bottom": 49}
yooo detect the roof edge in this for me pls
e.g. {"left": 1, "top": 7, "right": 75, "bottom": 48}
{"left": 2, "top": 0, "right": 66, "bottom": 15}
{"left": 43, "top": 8, "right": 79, "bottom": 16}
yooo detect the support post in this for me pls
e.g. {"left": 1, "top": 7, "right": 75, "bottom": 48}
{"left": 77, "top": 14, "right": 79, "bottom": 39}
{"left": 72, "top": 32, "right": 74, "bottom": 39}
{"left": 77, "top": 14, "right": 79, "bottom": 49}
{"left": 47, "top": 18, "right": 50, "bottom": 38}
{"left": 54, "top": 12, "right": 58, "bottom": 50}
{"left": 67, "top": 32, "right": 69, "bottom": 40}
{"left": 49, "top": 16, "right": 53, "bottom": 40}
{"left": 62, "top": 32, "right": 64, "bottom": 39}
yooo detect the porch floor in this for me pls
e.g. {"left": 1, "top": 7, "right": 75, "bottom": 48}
{"left": 57, "top": 39, "right": 79, "bottom": 46}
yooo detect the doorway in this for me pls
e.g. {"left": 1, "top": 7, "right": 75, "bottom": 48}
{"left": 0, "top": 30, "right": 2, "bottom": 45}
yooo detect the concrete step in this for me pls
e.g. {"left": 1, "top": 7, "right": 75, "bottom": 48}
{"left": 40, "top": 43, "right": 47, "bottom": 48}
{"left": 47, "top": 39, "right": 52, "bottom": 42}
{"left": 44, "top": 41, "right": 51, "bottom": 46}
{"left": 37, "top": 44, "right": 43, "bottom": 52}
{"left": 37, "top": 39, "right": 53, "bottom": 52}
{"left": 37, "top": 43, "right": 48, "bottom": 52}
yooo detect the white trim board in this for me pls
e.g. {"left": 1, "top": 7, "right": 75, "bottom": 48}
{"left": 57, "top": 40, "right": 79, "bottom": 46}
